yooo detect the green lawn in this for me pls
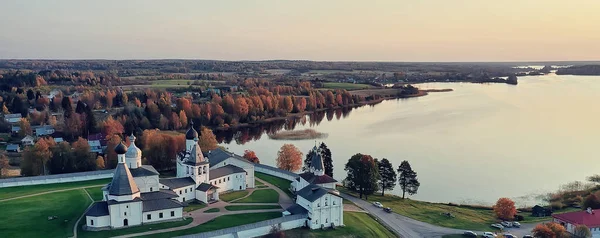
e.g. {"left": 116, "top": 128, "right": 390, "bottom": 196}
{"left": 256, "top": 172, "right": 293, "bottom": 198}
{"left": 78, "top": 218, "right": 192, "bottom": 238}
{"left": 220, "top": 190, "right": 249, "bottom": 202}
{"left": 255, "top": 179, "right": 264, "bottom": 185}
{"left": 0, "top": 178, "right": 111, "bottom": 200}
{"left": 338, "top": 187, "right": 495, "bottom": 231}
{"left": 85, "top": 187, "right": 104, "bottom": 201}
{"left": 322, "top": 82, "right": 373, "bottom": 90}
{"left": 142, "top": 212, "right": 282, "bottom": 238}
{"left": 233, "top": 189, "right": 279, "bottom": 203}
{"left": 285, "top": 212, "right": 397, "bottom": 238}
{"left": 0, "top": 189, "right": 92, "bottom": 238}
{"left": 204, "top": 208, "right": 220, "bottom": 213}
{"left": 184, "top": 201, "right": 207, "bottom": 212}
{"left": 224, "top": 205, "right": 281, "bottom": 211}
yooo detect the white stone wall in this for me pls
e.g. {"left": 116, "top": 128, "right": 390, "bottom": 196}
{"left": 211, "top": 158, "right": 255, "bottom": 188}
{"left": 308, "top": 193, "right": 343, "bottom": 229}
{"left": 254, "top": 165, "right": 298, "bottom": 182}
{"left": 0, "top": 170, "right": 113, "bottom": 188}
{"left": 236, "top": 218, "right": 306, "bottom": 238}
{"left": 172, "top": 185, "right": 196, "bottom": 203}
{"left": 209, "top": 172, "right": 246, "bottom": 193}
{"left": 141, "top": 208, "right": 183, "bottom": 223}
{"left": 86, "top": 215, "right": 110, "bottom": 228}
{"left": 108, "top": 201, "right": 143, "bottom": 228}
{"left": 133, "top": 175, "right": 159, "bottom": 193}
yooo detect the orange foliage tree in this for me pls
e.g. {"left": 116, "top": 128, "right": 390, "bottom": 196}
{"left": 199, "top": 127, "right": 218, "bottom": 152}
{"left": 533, "top": 222, "right": 568, "bottom": 238}
{"left": 100, "top": 116, "right": 124, "bottom": 137}
{"left": 243, "top": 150, "right": 260, "bottom": 164}
{"left": 493, "top": 197, "right": 517, "bottom": 220}
{"left": 532, "top": 224, "right": 555, "bottom": 238}
{"left": 276, "top": 144, "right": 303, "bottom": 172}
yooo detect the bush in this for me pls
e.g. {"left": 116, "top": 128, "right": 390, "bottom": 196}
{"left": 514, "top": 215, "right": 524, "bottom": 221}
{"left": 550, "top": 201, "right": 564, "bottom": 210}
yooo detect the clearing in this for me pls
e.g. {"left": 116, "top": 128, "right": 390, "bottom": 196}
{"left": 322, "top": 82, "right": 373, "bottom": 90}
{"left": 256, "top": 172, "right": 293, "bottom": 197}
{"left": 0, "top": 178, "right": 111, "bottom": 200}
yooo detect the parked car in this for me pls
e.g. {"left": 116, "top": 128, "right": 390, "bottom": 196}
{"left": 512, "top": 221, "right": 521, "bottom": 227}
{"left": 491, "top": 223, "right": 504, "bottom": 229}
{"left": 501, "top": 221, "right": 513, "bottom": 228}
{"left": 384, "top": 207, "right": 392, "bottom": 213}
{"left": 482, "top": 232, "right": 498, "bottom": 238}
{"left": 503, "top": 234, "right": 517, "bottom": 238}
{"left": 372, "top": 202, "right": 383, "bottom": 208}
{"left": 462, "top": 231, "right": 477, "bottom": 237}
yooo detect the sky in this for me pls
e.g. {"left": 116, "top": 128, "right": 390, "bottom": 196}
{"left": 0, "top": 0, "right": 599, "bottom": 61}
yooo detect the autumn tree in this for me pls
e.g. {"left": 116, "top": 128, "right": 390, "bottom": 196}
{"left": 546, "top": 222, "right": 569, "bottom": 238}
{"left": 64, "top": 113, "right": 83, "bottom": 140}
{"left": 18, "top": 118, "right": 32, "bottom": 137}
{"left": 179, "top": 110, "right": 188, "bottom": 128}
{"left": 574, "top": 224, "right": 592, "bottom": 238}
{"left": 105, "top": 134, "right": 122, "bottom": 169}
{"left": 72, "top": 137, "right": 96, "bottom": 171}
{"left": 100, "top": 116, "right": 124, "bottom": 137}
{"left": 533, "top": 224, "right": 555, "bottom": 238}
{"left": 243, "top": 150, "right": 260, "bottom": 164}
{"left": 0, "top": 154, "right": 9, "bottom": 177}
{"left": 493, "top": 197, "right": 517, "bottom": 220}
{"left": 21, "top": 138, "right": 55, "bottom": 176}
{"left": 199, "top": 127, "right": 218, "bottom": 152}
{"left": 96, "top": 155, "right": 106, "bottom": 169}
{"left": 583, "top": 194, "right": 600, "bottom": 209}
{"left": 377, "top": 158, "right": 396, "bottom": 196}
{"left": 344, "top": 153, "right": 379, "bottom": 199}
{"left": 48, "top": 142, "right": 76, "bottom": 174}
{"left": 276, "top": 144, "right": 303, "bottom": 172}
{"left": 397, "top": 160, "right": 420, "bottom": 199}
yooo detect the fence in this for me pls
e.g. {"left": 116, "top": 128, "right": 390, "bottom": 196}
{"left": 0, "top": 170, "right": 113, "bottom": 188}
{"left": 254, "top": 164, "right": 299, "bottom": 182}
{"left": 177, "top": 214, "right": 308, "bottom": 238}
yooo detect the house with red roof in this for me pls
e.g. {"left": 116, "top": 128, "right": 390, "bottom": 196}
{"left": 553, "top": 208, "right": 600, "bottom": 237}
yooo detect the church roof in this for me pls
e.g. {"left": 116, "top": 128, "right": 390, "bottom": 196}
{"left": 183, "top": 144, "right": 208, "bottom": 166}
{"left": 299, "top": 172, "right": 337, "bottom": 184}
{"left": 140, "top": 189, "right": 179, "bottom": 201}
{"left": 159, "top": 177, "right": 196, "bottom": 189}
{"left": 185, "top": 122, "right": 199, "bottom": 140}
{"left": 86, "top": 201, "right": 109, "bottom": 217}
{"left": 129, "top": 165, "right": 159, "bottom": 177}
{"left": 125, "top": 133, "right": 141, "bottom": 158}
{"left": 114, "top": 141, "right": 127, "bottom": 154}
{"left": 310, "top": 148, "right": 324, "bottom": 171}
{"left": 206, "top": 148, "right": 251, "bottom": 168}
{"left": 108, "top": 163, "right": 140, "bottom": 196}
{"left": 142, "top": 198, "right": 184, "bottom": 212}
{"left": 209, "top": 165, "right": 246, "bottom": 180}
{"left": 285, "top": 204, "right": 308, "bottom": 215}
{"left": 296, "top": 184, "right": 330, "bottom": 202}
{"left": 196, "top": 183, "right": 218, "bottom": 192}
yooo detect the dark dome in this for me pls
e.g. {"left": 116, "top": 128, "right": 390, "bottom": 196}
{"left": 186, "top": 121, "right": 199, "bottom": 140}
{"left": 115, "top": 141, "right": 127, "bottom": 154}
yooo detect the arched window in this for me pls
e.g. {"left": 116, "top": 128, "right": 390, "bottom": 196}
{"left": 198, "top": 167, "right": 202, "bottom": 175}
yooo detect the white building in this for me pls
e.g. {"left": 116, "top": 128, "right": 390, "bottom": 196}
{"left": 21, "top": 135, "right": 35, "bottom": 146}
{"left": 85, "top": 123, "right": 256, "bottom": 230}
{"left": 285, "top": 146, "right": 344, "bottom": 229}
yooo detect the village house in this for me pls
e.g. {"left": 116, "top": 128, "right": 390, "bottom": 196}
{"left": 553, "top": 208, "right": 600, "bottom": 237}
{"left": 11, "top": 125, "right": 20, "bottom": 136}
{"left": 4, "top": 113, "right": 22, "bottom": 123}
{"left": 6, "top": 144, "right": 21, "bottom": 153}
{"left": 33, "top": 125, "right": 55, "bottom": 136}
{"left": 21, "top": 135, "right": 35, "bottom": 146}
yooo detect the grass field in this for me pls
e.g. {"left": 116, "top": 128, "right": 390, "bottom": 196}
{"left": 85, "top": 187, "right": 104, "bottom": 201}
{"left": 285, "top": 212, "right": 397, "bottom": 238}
{"left": 184, "top": 201, "right": 207, "bottom": 212}
{"left": 338, "top": 187, "right": 495, "bottom": 231}
{"left": 322, "top": 82, "right": 373, "bottom": 90}
{"left": 204, "top": 208, "right": 220, "bottom": 213}
{"left": 220, "top": 190, "right": 249, "bottom": 202}
{"left": 0, "top": 189, "right": 92, "bottom": 238}
{"left": 224, "top": 205, "right": 281, "bottom": 211}
{"left": 233, "top": 189, "right": 279, "bottom": 203}
{"left": 78, "top": 218, "right": 193, "bottom": 238}
{"left": 256, "top": 172, "right": 293, "bottom": 197}
{"left": 143, "top": 212, "right": 282, "bottom": 238}
{"left": 0, "top": 178, "right": 111, "bottom": 200}
{"left": 255, "top": 179, "right": 264, "bottom": 185}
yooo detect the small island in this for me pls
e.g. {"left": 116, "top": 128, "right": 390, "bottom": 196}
{"left": 268, "top": 129, "right": 328, "bottom": 140}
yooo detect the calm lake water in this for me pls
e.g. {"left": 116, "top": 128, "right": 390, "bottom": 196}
{"left": 219, "top": 74, "right": 600, "bottom": 206}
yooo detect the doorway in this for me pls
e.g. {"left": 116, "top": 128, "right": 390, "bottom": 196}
{"left": 123, "top": 219, "right": 128, "bottom": 226}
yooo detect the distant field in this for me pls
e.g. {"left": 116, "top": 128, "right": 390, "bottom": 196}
{"left": 0, "top": 178, "right": 110, "bottom": 200}
{"left": 322, "top": 82, "right": 374, "bottom": 90}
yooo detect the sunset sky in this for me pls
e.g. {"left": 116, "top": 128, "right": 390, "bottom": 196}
{"left": 1, "top": 0, "right": 599, "bottom": 61}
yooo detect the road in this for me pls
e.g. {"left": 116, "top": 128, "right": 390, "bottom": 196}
{"left": 340, "top": 193, "right": 539, "bottom": 238}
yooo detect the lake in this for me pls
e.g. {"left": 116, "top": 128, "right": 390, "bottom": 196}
{"left": 218, "top": 74, "right": 600, "bottom": 206}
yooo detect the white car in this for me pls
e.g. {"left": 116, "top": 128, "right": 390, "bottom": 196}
{"left": 491, "top": 223, "right": 504, "bottom": 229}
{"left": 482, "top": 232, "right": 498, "bottom": 238}
{"left": 512, "top": 221, "right": 521, "bottom": 227}
{"left": 372, "top": 202, "right": 383, "bottom": 208}
{"left": 501, "top": 221, "right": 512, "bottom": 227}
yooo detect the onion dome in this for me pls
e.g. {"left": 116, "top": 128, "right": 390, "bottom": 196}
{"left": 125, "top": 133, "right": 141, "bottom": 158}
{"left": 114, "top": 141, "right": 127, "bottom": 154}
{"left": 186, "top": 121, "right": 199, "bottom": 140}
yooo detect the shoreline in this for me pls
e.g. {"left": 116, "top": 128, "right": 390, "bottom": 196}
{"left": 213, "top": 88, "right": 453, "bottom": 131}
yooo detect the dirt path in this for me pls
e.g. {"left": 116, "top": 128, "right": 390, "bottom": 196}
{"left": 72, "top": 188, "right": 95, "bottom": 238}
{"left": 255, "top": 177, "right": 294, "bottom": 209}
{"left": 0, "top": 185, "right": 104, "bottom": 202}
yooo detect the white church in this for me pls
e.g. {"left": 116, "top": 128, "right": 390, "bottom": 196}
{"left": 85, "top": 123, "right": 254, "bottom": 230}
{"left": 285, "top": 145, "right": 344, "bottom": 229}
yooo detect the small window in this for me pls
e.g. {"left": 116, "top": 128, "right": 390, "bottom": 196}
{"left": 147, "top": 214, "right": 151, "bottom": 220}
{"left": 91, "top": 220, "right": 94, "bottom": 226}
{"left": 150, "top": 187, "right": 153, "bottom": 192}
{"left": 124, "top": 212, "right": 127, "bottom": 216}
{"left": 171, "top": 211, "right": 175, "bottom": 217}
{"left": 159, "top": 213, "right": 163, "bottom": 218}
{"left": 224, "top": 162, "right": 226, "bottom": 166}
{"left": 185, "top": 188, "right": 187, "bottom": 193}
{"left": 126, "top": 205, "right": 128, "bottom": 208}
{"left": 228, "top": 177, "right": 230, "bottom": 181}
{"left": 183, "top": 197, "right": 185, "bottom": 202}
{"left": 326, "top": 218, "right": 328, "bottom": 223}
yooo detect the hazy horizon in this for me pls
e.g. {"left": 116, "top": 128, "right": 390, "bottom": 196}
{"left": 1, "top": 0, "right": 599, "bottom": 61}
